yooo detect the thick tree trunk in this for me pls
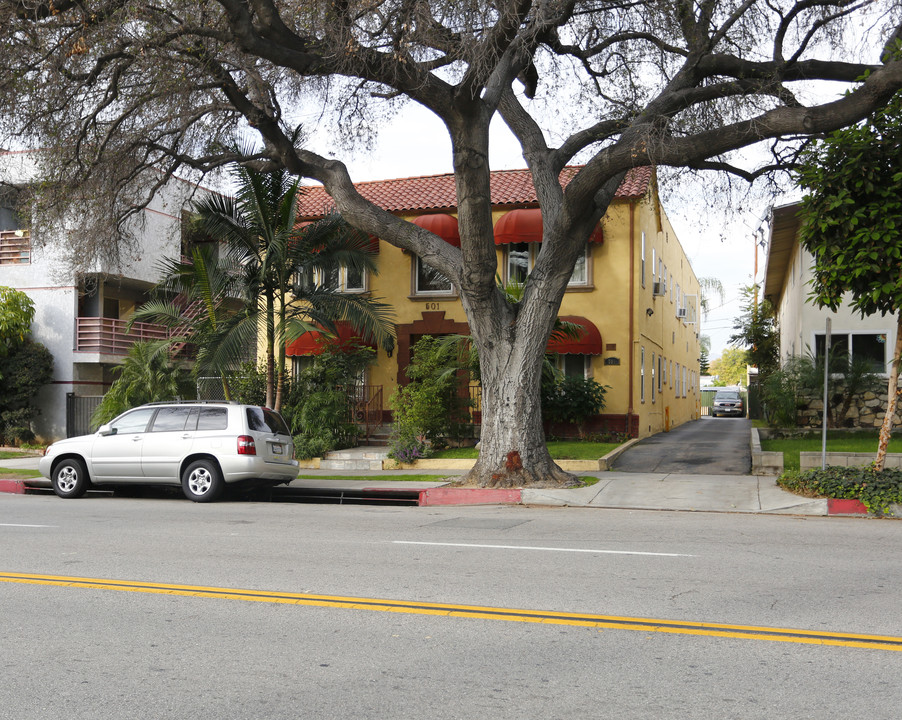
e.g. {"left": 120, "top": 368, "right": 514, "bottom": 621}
{"left": 453, "top": 237, "right": 581, "bottom": 487}
{"left": 458, "top": 362, "right": 580, "bottom": 488}
{"left": 875, "top": 315, "right": 902, "bottom": 470}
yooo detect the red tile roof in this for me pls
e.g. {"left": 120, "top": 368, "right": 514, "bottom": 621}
{"left": 296, "top": 166, "right": 652, "bottom": 219}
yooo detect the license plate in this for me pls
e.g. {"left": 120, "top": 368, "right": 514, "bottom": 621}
{"left": 271, "top": 443, "right": 283, "bottom": 455}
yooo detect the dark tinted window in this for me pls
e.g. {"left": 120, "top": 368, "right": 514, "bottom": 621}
{"left": 852, "top": 333, "right": 887, "bottom": 373}
{"left": 246, "top": 407, "right": 291, "bottom": 435}
{"left": 197, "top": 407, "right": 228, "bottom": 431}
{"left": 715, "top": 392, "right": 741, "bottom": 401}
{"left": 150, "top": 406, "right": 194, "bottom": 432}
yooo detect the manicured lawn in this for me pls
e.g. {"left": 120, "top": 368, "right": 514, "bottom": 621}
{"left": 297, "top": 474, "right": 449, "bottom": 482}
{"left": 431, "top": 440, "right": 624, "bottom": 461}
{"left": 0, "top": 450, "right": 39, "bottom": 460}
{"left": 760, "top": 431, "right": 902, "bottom": 471}
{"left": 296, "top": 473, "right": 600, "bottom": 487}
{"left": 0, "top": 467, "right": 42, "bottom": 479}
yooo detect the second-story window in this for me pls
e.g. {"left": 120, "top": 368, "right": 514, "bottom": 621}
{"left": 504, "top": 243, "right": 588, "bottom": 287}
{"left": 299, "top": 266, "right": 368, "bottom": 293}
{"left": 415, "top": 256, "right": 454, "bottom": 294}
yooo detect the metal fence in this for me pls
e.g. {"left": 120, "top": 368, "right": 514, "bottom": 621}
{"left": 66, "top": 394, "right": 103, "bottom": 437}
{"left": 196, "top": 377, "right": 228, "bottom": 401}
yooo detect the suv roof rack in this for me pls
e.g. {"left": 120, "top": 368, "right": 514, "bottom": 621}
{"left": 142, "top": 400, "right": 239, "bottom": 406}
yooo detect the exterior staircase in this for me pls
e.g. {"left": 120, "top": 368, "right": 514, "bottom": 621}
{"left": 320, "top": 446, "right": 390, "bottom": 471}
{"left": 357, "top": 423, "right": 393, "bottom": 446}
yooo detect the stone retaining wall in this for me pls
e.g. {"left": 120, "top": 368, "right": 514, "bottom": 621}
{"left": 799, "top": 451, "right": 902, "bottom": 470}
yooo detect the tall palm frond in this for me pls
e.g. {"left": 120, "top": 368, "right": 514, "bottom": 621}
{"left": 189, "top": 156, "right": 395, "bottom": 410}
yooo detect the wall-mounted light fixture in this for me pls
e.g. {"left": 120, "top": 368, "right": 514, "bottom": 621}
{"left": 645, "top": 307, "right": 654, "bottom": 317}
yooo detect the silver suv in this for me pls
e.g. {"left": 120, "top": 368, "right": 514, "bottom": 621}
{"left": 39, "top": 401, "right": 298, "bottom": 502}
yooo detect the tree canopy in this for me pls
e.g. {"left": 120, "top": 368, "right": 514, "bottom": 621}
{"left": 729, "top": 284, "right": 779, "bottom": 381}
{"left": 2, "top": 1, "right": 901, "bottom": 486}
{"left": 709, "top": 347, "right": 749, "bottom": 387}
{"left": 796, "top": 88, "right": 902, "bottom": 469}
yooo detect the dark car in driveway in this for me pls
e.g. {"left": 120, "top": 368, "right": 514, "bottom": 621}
{"left": 711, "top": 390, "right": 745, "bottom": 418}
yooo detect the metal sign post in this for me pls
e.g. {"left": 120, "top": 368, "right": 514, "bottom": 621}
{"left": 822, "top": 318, "right": 831, "bottom": 470}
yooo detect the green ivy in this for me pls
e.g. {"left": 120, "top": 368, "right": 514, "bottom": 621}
{"left": 778, "top": 465, "right": 902, "bottom": 515}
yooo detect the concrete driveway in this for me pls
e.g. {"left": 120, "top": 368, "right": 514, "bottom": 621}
{"left": 611, "top": 416, "right": 752, "bottom": 475}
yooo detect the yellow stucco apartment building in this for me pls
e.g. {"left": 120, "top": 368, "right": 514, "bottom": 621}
{"left": 291, "top": 166, "right": 701, "bottom": 439}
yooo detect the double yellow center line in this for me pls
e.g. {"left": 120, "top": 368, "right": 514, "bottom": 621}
{"left": 3, "top": 571, "right": 901, "bottom": 652}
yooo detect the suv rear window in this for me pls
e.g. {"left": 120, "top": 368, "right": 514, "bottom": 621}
{"left": 246, "top": 407, "right": 291, "bottom": 435}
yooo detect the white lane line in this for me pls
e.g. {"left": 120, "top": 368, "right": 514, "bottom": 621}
{"left": 393, "top": 541, "right": 694, "bottom": 557}
{"left": 0, "top": 523, "right": 55, "bottom": 528}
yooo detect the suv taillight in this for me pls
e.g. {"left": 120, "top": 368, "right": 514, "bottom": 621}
{"left": 237, "top": 435, "right": 257, "bottom": 455}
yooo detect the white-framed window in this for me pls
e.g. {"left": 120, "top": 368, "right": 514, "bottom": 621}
{"left": 651, "top": 352, "right": 656, "bottom": 403}
{"left": 415, "top": 256, "right": 454, "bottom": 295}
{"left": 640, "top": 346, "right": 646, "bottom": 403}
{"left": 569, "top": 248, "right": 589, "bottom": 286}
{"left": 640, "top": 232, "right": 646, "bottom": 288}
{"left": 291, "top": 356, "right": 315, "bottom": 380}
{"left": 505, "top": 243, "right": 589, "bottom": 287}
{"left": 300, "top": 265, "right": 368, "bottom": 293}
{"left": 342, "top": 264, "right": 366, "bottom": 292}
{"left": 652, "top": 247, "right": 656, "bottom": 283}
{"left": 658, "top": 356, "right": 663, "bottom": 393}
{"left": 556, "top": 354, "right": 590, "bottom": 379}
{"left": 815, "top": 332, "right": 888, "bottom": 374}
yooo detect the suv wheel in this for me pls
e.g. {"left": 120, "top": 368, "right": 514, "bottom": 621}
{"left": 181, "top": 459, "right": 224, "bottom": 502}
{"left": 52, "top": 458, "right": 90, "bottom": 499}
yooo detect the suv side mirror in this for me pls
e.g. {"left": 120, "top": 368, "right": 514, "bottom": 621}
{"left": 98, "top": 424, "right": 116, "bottom": 436}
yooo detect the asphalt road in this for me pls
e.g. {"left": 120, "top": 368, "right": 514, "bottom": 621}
{"left": 612, "top": 416, "right": 753, "bottom": 474}
{"left": 2, "top": 493, "right": 901, "bottom": 719}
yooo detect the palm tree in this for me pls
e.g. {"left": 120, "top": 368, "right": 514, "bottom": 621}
{"left": 129, "top": 245, "right": 257, "bottom": 401}
{"left": 142, "top": 161, "right": 395, "bottom": 411}
{"left": 90, "top": 340, "right": 194, "bottom": 428}
{"left": 699, "top": 277, "right": 726, "bottom": 320}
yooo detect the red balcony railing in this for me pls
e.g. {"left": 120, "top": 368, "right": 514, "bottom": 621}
{"left": 75, "top": 317, "right": 171, "bottom": 355}
{"left": 0, "top": 229, "right": 31, "bottom": 265}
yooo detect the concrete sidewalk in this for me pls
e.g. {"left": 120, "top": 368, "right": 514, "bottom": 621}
{"left": 1, "top": 452, "right": 832, "bottom": 515}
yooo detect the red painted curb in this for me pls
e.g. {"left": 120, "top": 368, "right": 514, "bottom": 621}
{"left": 0, "top": 479, "right": 26, "bottom": 494}
{"left": 827, "top": 498, "right": 869, "bottom": 515}
{"left": 418, "top": 487, "right": 522, "bottom": 506}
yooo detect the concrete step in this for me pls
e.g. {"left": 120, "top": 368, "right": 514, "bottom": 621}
{"left": 320, "top": 446, "right": 390, "bottom": 471}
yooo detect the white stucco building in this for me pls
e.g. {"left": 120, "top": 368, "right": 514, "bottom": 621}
{"left": 1, "top": 150, "right": 204, "bottom": 442}
{"left": 763, "top": 202, "right": 894, "bottom": 375}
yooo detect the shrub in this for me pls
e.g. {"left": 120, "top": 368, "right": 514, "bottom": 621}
{"left": 0, "top": 338, "right": 54, "bottom": 444}
{"left": 283, "top": 346, "right": 374, "bottom": 458}
{"left": 228, "top": 362, "right": 268, "bottom": 406}
{"left": 389, "top": 336, "right": 472, "bottom": 456}
{"left": 778, "top": 465, "right": 902, "bottom": 515}
{"left": 388, "top": 434, "right": 429, "bottom": 464}
{"left": 541, "top": 373, "right": 609, "bottom": 433}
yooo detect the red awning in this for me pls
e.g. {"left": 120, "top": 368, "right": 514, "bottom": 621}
{"left": 412, "top": 213, "right": 461, "bottom": 247}
{"left": 285, "top": 321, "right": 376, "bottom": 356}
{"left": 493, "top": 208, "right": 603, "bottom": 245}
{"left": 546, "top": 316, "right": 603, "bottom": 355}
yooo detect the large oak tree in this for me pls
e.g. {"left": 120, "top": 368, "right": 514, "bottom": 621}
{"left": 1, "top": 1, "right": 901, "bottom": 486}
